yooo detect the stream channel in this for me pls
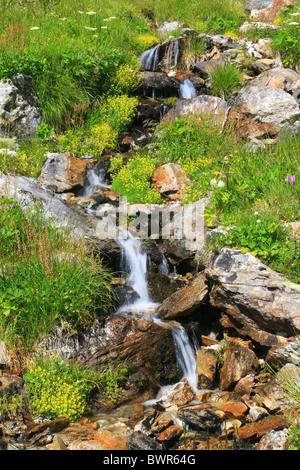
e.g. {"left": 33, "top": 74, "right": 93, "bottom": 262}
{"left": 78, "top": 165, "right": 201, "bottom": 436}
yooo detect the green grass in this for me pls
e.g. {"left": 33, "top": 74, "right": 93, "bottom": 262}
{"left": 0, "top": 198, "right": 115, "bottom": 352}
{"left": 142, "top": 115, "right": 300, "bottom": 281}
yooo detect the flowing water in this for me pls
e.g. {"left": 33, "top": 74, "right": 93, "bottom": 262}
{"left": 166, "top": 39, "right": 180, "bottom": 69}
{"left": 80, "top": 166, "right": 111, "bottom": 197}
{"left": 116, "top": 232, "right": 200, "bottom": 394}
{"left": 139, "top": 45, "right": 160, "bottom": 71}
{"left": 178, "top": 79, "right": 197, "bottom": 100}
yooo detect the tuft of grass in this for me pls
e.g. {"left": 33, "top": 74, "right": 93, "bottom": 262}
{"left": 208, "top": 61, "right": 244, "bottom": 100}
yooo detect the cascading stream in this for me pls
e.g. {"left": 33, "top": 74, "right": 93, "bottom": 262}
{"left": 178, "top": 79, "right": 197, "bottom": 100}
{"left": 80, "top": 167, "right": 111, "bottom": 197}
{"left": 116, "top": 232, "right": 199, "bottom": 393}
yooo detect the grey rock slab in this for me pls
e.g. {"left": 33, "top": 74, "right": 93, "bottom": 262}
{"left": 207, "top": 248, "right": 300, "bottom": 346}
{"left": 228, "top": 85, "right": 300, "bottom": 126}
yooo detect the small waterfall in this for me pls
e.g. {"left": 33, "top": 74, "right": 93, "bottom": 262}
{"left": 116, "top": 231, "right": 199, "bottom": 393}
{"left": 139, "top": 45, "right": 159, "bottom": 71}
{"left": 80, "top": 167, "right": 110, "bottom": 197}
{"left": 116, "top": 234, "right": 157, "bottom": 313}
{"left": 154, "top": 317, "right": 199, "bottom": 393}
{"left": 178, "top": 79, "right": 197, "bottom": 100}
{"left": 166, "top": 39, "right": 179, "bottom": 69}
{"left": 159, "top": 254, "right": 170, "bottom": 275}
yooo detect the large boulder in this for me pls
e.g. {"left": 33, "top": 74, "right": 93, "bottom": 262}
{"left": 207, "top": 248, "right": 300, "bottom": 347}
{"left": 39, "top": 315, "right": 178, "bottom": 396}
{"left": 37, "top": 152, "right": 92, "bottom": 193}
{"left": 247, "top": 67, "right": 300, "bottom": 103}
{"left": 0, "top": 172, "right": 90, "bottom": 235}
{"left": 151, "top": 163, "right": 188, "bottom": 201}
{"left": 163, "top": 95, "right": 230, "bottom": 128}
{"left": 0, "top": 74, "right": 41, "bottom": 137}
{"left": 228, "top": 86, "right": 300, "bottom": 127}
{"left": 138, "top": 71, "right": 179, "bottom": 97}
{"left": 246, "top": 0, "right": 294, "bottom": 23}
{"left": 156, "top": 273, "right": 209, "bottom": 320}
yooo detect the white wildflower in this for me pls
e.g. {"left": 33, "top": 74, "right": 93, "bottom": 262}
{"left": 109, "top": 17, "right": 117, "bottom": 19}
{"left": 217, "top": 180, "right": 225, "bottom": 188}
{"left": 84, "top": 26, "right": 97, "bottom": 30}
{"left": 288, "top": 22, "right": 299, "bottom": 25}
{"left": 254, "top": 211, "right": 259, "bottom": 215}
{"left": 101, "top": 26, "right": 108, "bottom": 29}
{"left": 86, "top": 11, "right": 97, "bottom": 15}
{"left": 256, "top": 219, "right": 261, "bottom": 223}
{"left": 210, "top": 178, "right": 217, "bottom": 187}
{"left": 103, "top": 18, "right": 110, "bottom": 21}
{"left": 78, "top": 11, "right": 84, "bottom": 14}
{"left": 30, "top": 27, "right": 40, "bottom": 30}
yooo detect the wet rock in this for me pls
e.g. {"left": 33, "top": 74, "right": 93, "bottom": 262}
{"left": 154, "top": 381, "right": 196, "bottom": 410}
{"left": 196, "top": 346, "right": 218, "bottom": 389}
{"left": 135, "top": 96, "right": 171, "bottom": 124}
{"left": 38, "top": 152, "right": 91, "bottom": 193}
{"left": 207, "top": 248, "right": 300, "bottom": 347}
{"left": 257, "top": 429, "right": 289, "bottom": 450}
{"left": 181, "top": 408, "right": 223, "bottom": 432}
{"left": 138, "top": 71, "right": 179, "bottom": 97}
{"left": 156, "top": 273, "right": 209, "bottom": 320}
{"left": 41, "top": 315, "right": 178, "bottom": 404}
{"left": 234, "top": 415, "right": 289, "bottom": 441}
{"left": 23, "top": 418, "right": 70, "bottom": 443}
{"left": 0, "top": 74, "right": 41, "bottom": 137}
{"left": 68, "top": 430, "right": 127, "bottom": 450}
{"left": 163, "top": 95, "right": 230, "bottom": 128}
{"left": 228, "top": 86, "right": 300, "bottom": 127}
{"left": 150, "top": 415, "right": 174, "bottom": 433}
{"left": 0, "top": 374, "right": 23, "bottom": 398}
{"left": 219, "top": 342, "right": 259, "bottom": 390}
{"left": 152, "top": 163, "right": 188, "bottom": 201}
{"left": 127, "top": 431, "right": 164, "bottom": 450}
{"left": 157, "top": 424, "right": 183, "bottom": 444}
{"left": 160, "top": 239, "right": 199, "bottom": 272}
{"left": 147, "top": 273, "right": 185, "bottom": 303}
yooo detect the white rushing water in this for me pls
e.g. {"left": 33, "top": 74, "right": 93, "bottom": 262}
{"left": 166, "top": 39, "right": 179, "bottom": 69}
{"left": 81, "top": 167, "right": 111, "bottom": 197}
{"left": 139, "top": 46, "right": 160, "bottom": 71}
{"left": 116, "top": 234, "right": 158, "bottom": 313}
{"left": 116, "top": 231, "right": 199, "bottom": 393}
{"left": 178, "top": 79, "right": 197, "bottom": 100}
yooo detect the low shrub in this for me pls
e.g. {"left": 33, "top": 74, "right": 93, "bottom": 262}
{"left": 111, "top": 152, "right": 163, "bottom": 204}
{"left": 24, "top": 355, "right": 129, "bottom": 421}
